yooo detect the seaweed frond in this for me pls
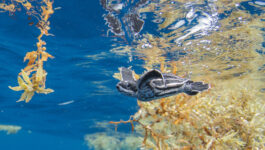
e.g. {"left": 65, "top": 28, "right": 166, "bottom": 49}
{"left": 1, "top": 0, "right": 55, "bottom": 102}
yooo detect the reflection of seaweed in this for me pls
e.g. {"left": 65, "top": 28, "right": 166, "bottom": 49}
{"left": 100, "top": 0, "right": 147, "bottom": 39}
{"left": 0, "top": 0, "right": 54, "bottom": 102}
{"left": 111, "top": 0, "right": 265, "bottom": 149}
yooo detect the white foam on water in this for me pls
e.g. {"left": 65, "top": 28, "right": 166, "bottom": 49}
{"left": 112, "top": 3, "right": 123, "bottom": 11}
{"left": 254, "top": 1, "right": 265, "bottom": 6}
{"left": 175, "top": 1, "right": 219, "bottom": 43}
{"left": 169, "top": 20, "right": 186, "bottom": 30}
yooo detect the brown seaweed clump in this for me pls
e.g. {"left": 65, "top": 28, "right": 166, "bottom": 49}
{"left": 0, "top": 0, "right": 54, "bottom": 102}
{"left": 112, "top": 65, "right": 264, "bottom": 149}
{"left": 110, "top": 0, "right": 265, "bottom": 149}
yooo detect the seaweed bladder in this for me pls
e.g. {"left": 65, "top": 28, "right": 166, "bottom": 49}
{"left": 0, "top": 0, "right": 54, "bottom": 102}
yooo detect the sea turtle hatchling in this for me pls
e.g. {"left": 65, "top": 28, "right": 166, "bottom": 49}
{"left": 116, "top": 67, "right": 209, "bottom": 101}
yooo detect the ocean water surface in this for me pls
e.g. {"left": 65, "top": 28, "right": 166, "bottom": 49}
{"left": 0, "top": 0, "right": 264, "bottom": 150}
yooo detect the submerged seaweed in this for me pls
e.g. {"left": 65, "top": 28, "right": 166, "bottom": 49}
{"left": 106, "top": 0, "right": 265, "bottom": 149}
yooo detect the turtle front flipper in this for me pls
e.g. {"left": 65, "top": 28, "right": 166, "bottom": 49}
{"left": 121, "top": 67, "right": 135, "bottom": 82}
{"left": 136, "top": 69, "right": 164, "bottom": 101}
{"left": 137, "top": 69, "right": 164, "bottom": 89}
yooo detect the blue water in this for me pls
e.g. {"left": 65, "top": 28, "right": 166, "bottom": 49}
{"left": 0, "top": 0, "right": 139, "bottom": 149}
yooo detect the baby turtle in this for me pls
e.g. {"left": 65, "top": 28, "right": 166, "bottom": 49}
{"left": 116, "top": 67, "right": 209, "bottom": 101}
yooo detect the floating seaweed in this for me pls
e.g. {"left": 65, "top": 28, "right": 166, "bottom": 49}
{"left": 0, "top": 0, "right": 55, "bottom": 102}
{"left": 85, "top": 131, "right": 142, "bottom": 150}
{"left": 110, "top": 0, "right": 265, "bottom": 149}
{"left": 0, "top": 124, "right": 21, "bottom": 134}
{"left": 112, "top": 65, "right": 264, "bottom": 149}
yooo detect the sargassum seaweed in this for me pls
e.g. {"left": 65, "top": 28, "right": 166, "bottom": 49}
{"left": 0, "top": 0, "right": 55, "bottom": 102}
{"left": 109, "top": 0, "right": 265, "bottom": 149}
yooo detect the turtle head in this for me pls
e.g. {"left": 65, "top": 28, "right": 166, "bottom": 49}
{"left": 116, "top": 81, "right": 138, "bottom": 97}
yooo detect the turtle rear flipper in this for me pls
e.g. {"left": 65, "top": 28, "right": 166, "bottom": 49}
{"left": 184, "top": 81, "right": 209, "bottom": 95}
{"left": 121, "top": 67, "right": 135, "bottom": 82}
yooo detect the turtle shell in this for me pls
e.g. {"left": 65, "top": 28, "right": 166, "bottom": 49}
{"left": 150, "top": 73, "right": 190, "bottom": 90}
{"left": 136, "top": 70, "right": 190, "bottom": 101}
